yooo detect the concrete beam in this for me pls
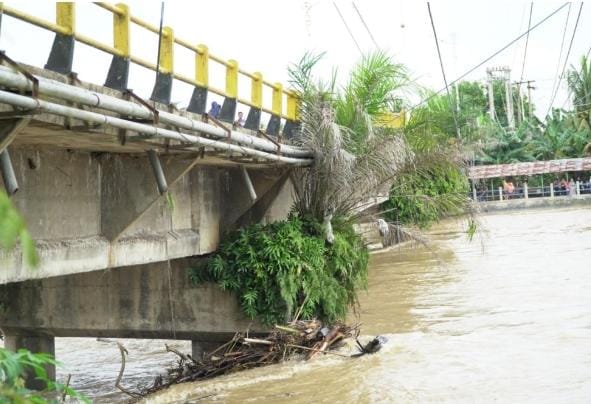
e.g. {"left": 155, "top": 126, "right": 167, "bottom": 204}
{"left": 100, "top": 153, "right": 201, "bottom": 241}
{"left": 221, "top": 167, "right": 289, "bottom": 231}
{"left": 0, "top": 118, "right": 29, "bottom": 153}
{"left": 0, "top": 258, "right": 263, "bottom": 340}
{"left": 231, "top": 173, "right": 292, "bottom": 230}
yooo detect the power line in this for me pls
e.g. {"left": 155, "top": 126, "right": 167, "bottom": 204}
{"left": 426, "top": 2, "right": 460, "bottom": 139}
{"left": 352, "top": 2, "right": 378, "bottom": 48}
{"left": 546, "top": 3, "right": 572, "bottom": 115}
{"left": 333, "top": 2, "right": 362, "bottom": 55}
{"left": 409, "top": 2, "right": 569, "bottom": 112}
{"left": 519, "top": 3, "right": 533, "bottom": 82}
{"left": 547, "top": 3, "right": 571, "bottom": 116}
{"left": 546, "top": 2, "right": 583, "bottom": 117}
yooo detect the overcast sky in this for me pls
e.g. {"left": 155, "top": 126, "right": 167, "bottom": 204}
{"left": 1, "top": 1, "right": 590, "bottom": 120}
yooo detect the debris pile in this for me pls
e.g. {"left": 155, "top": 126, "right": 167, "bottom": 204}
{"left": 142, "top": 320, "right": 360, "bottom": 395}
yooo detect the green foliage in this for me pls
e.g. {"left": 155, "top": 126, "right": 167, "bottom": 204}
{"left": 567, "top": 55, "right": 591, "bottom": 130}
{"left": 192, "top": 215, "right": 368, "bottom": 325}
{"left": 405, "top": 81, "right": 489, "bottom": 147}
{"left": 384, "top": 164, "right": 468, "bottom": 228}
{"left": 531, "top": 109, "right": 589, "bottom": 160}
{"left": 334, "top": 51, "right": 411, "bottom": 152}
{"left": 166, "top": 191, "right": 175, "bottom": 213}
{"left": 0, "top": 190, "right": 38, "bottom": 267}
{"left": 0, "top": 348, "right": 88, "bottom": 403}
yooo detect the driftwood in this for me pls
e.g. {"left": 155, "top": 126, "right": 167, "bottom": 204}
{"left": 141, "top": 320, "right": 362, "bottom": 396}
{"left": 100, "top": 321, "right": 387, "bottom": 399}
{"left": 97, "top": 338, "right": 143, "bottom": 399}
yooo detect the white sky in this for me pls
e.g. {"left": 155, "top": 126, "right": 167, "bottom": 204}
{"left": 1, "top": 1, "right": 590, "bottom": 121}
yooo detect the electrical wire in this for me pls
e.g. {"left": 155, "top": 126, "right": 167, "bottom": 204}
{"left": 333, "top": 2, "right": 362, "bottom": 55}
{"left": 546, "top": 2, "right": 583, "bottom": 117}
{"left": 520, "top": 3, "right": 533, "bottom": 82}
{"left": 547, "top": 3, "right": 571, "bottom": 116}
{"left": 426, "top": 3, "right": 461, "bottom": 139}
{"left": 409, "top": 2, "right": 569, "bottom": 112}
{"left": 352, "top": 2, "right": 378, "bottom": 48}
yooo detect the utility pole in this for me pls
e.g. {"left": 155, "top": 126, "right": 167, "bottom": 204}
{"left": 514, "top": 79, "right": 536, "bottom": 121}
{"left": 487, "top": 66, "right": 515, "bottom": 130}
{"left": 516, "top": 84, "right": 523, "bottom": 125}
{"left": 527, "top": 81, "right": 536, "bottom": 121}
{"left": 503, "top": 68, "right": 515, "bottom": 131}
{"left": 486, "top": 68, "right": 496, "bottom": 120}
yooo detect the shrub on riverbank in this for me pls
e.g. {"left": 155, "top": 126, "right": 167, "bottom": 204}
{"left": 383, "top": 163, "right": 468, "bottom": 228}
{"left": 190, "top": 215, "right": 368, "bottom": 326}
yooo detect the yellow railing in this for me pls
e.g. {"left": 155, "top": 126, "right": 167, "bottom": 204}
{"left": 374, "top": 111, "right": 406, "bottom": 129}
{"left": 0, "top": 2, "right": 298, "bottom": 122}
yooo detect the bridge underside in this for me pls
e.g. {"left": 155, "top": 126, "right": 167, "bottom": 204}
{"left": 1, "top": 144, "right": 293, "bottom": 284}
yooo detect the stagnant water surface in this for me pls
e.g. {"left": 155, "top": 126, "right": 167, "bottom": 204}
{"left": 50, "top": 207, "right": 591, "bottom": 402}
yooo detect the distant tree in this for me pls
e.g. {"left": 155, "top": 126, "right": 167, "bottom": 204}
{"left": 530, "top": 109, "right": 589, "bottom": 160}
{"left": 567, "top": 55, "right": 591, "bottom": 130}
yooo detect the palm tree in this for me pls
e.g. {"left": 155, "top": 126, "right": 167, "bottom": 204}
{"left": 567, "top": 55, "right": 591, "bottom": 129}
{"left": 334, "top": 51, "right": 413, "bottom": 154}
{"left": 480, "top": 120, "right": 536, "bottom": 164}
{"left": 567, "top": 55, "right": 591, "bottom": 154}
{"left": 288, "top": 51, "right": 471, "bottom": 234}
{"left": 529, "top": 109, "right": 589, "bottom": 160}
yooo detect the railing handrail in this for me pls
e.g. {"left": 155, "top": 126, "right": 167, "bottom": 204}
{"left": 0, "top": 2, "right": 298, "bottom": 126}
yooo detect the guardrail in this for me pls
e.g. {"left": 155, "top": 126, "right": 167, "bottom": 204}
{"left": 471, "top": 182, "right": 591, "bottom": 202}
{"left": 0, "top": 2, "right": 299, "bottom": 136}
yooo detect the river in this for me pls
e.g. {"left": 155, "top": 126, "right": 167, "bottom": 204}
{"left": 51, "top": 206, "right": 591, "bottom": 402}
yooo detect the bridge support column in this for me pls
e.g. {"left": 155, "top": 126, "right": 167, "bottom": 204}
{"left": 4, "top": 335, "right": 55, "bottom": 390}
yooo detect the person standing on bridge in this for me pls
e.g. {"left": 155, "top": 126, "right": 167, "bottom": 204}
{"left": 208, "top": 101, "right": 221, "bottom": 118}
{"left": 234, "top": 111, "right": 245, "bottom": 128}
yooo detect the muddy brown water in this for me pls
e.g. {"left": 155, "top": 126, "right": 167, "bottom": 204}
{"left": 20, "top": 207, "right": 591, "bottom": 402}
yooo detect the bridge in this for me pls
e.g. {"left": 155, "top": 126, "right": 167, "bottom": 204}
{"left": 0, "top": 2, "right": 314, "bottom": 388}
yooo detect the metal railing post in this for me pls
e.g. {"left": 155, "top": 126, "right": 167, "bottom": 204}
{"left": 550, "top": 184, "right": 554, "bottom": 198}
{"left": 187, "top": 44, "right": 209, "bottom": 114}
{"left": 523, "top": 183, "right": 528, "bottom": 199}
{"left": 150, "top": 26, "right": 174, "bottom": 104}
{"left": 498, "top": 186, "right": 503, "bottom": 201}
{"left": 244, "top": 72, "right": 262, "bottom": 130}
{"left": 266, "top": 82, "right": 283, "bottom": 136}
{"left": 283, "top": 90, "right": 299, "bottom": 139}
{"left": 219, "top": 59, "right": 238, "bottom": 123}
{"left": 105, "top": 3, "right": 130, "bottom": 90}
{"left": 45, "top": 2, "right": 76, "bottom": 74}
{"left": 576, "top": 181, "right": 580, "bottom": 196}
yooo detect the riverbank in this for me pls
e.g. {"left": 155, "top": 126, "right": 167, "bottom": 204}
{"left": 476, "top": 194, "right": 591, "bottom": 212}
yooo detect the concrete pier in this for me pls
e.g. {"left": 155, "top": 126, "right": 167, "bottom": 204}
{"left": 3, "top": 335, "right": 55, "bottom": 390}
